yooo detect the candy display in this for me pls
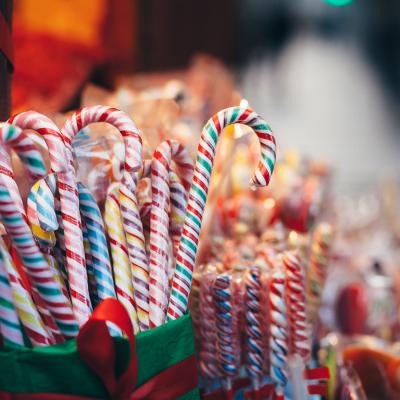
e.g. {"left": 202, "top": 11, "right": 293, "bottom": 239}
{"left": 0, "top": 57, "right": 399, "bottom": 400}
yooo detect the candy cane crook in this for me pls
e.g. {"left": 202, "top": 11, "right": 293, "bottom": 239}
{"left": 167, "top": 106, "right": 277, "bottom": 320}
{"left": 8, "top": 111, "right": 91, "bottom": 325}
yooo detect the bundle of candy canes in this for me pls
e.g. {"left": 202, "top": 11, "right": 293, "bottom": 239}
{"left": 192, "top": 220, "right": 334, "bottom": 399}
{"left": 0, "top": 104, "right": 276, "bottom": 350}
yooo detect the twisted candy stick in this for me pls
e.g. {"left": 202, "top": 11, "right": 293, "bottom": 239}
{"left": 105, "top": 184, "right": 139, "bottom": 333}
{"left": 62, "top": 106, "right": 142, "bottom": 323}
{"left": 0, "top": 237, "right": 53, "bottom": 346}
{"left": 198, "top": 270, "right": 219, "bottom": 381}
{"left": 213, "top": 274, "right": 239, "bottom": 391}
{"left": 0, "top": 125, "right": 65, "bottom": 296}
{"left": 0, "top": 122, "right": 78, "bottom": 338}
{"left": 0, "top": 244, "right": 25, "bottom": 346}
{"left": 8, "top": 111, "right": 91, "bottom": 325}
{"left": 0, "top": 123, "right": 46, "bottom": 217}
{"left": 30, "top": 170, "right": 114, "bottom": 305}
{"left": 118, "top": 171, "right": 149, "bottom": 331}
{"left": 168, "top": 106, "right": 277, "bottom": 320}
{"left": 77, "top": 182, "right": 116, "bottom": 301}
{"left": 307, "top": 223, "right": 333, "bottom": 322}
{"left": 150, "top": 139, "right": 193, "bottom": 327}
{"left": 283, "top": 250, "right": 310, "bottom": 364}
{"left": 0, "top": 178, "right": 77, "bottom": 339}
{"left": 169, "top": 170, "right": 188, "bottom": 255}
{"left": 270, "top": 268, "right": 289, "bottom": 398}
{"left": 244, "top": 266, "right": 264, "bottom": 388}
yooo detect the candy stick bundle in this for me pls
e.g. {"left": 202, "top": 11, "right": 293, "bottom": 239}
{"left": 0, "top": 103, "right": 276, "bottom": 353}
{"left": 193, "top": 222, "right": 334, "bottom": 398}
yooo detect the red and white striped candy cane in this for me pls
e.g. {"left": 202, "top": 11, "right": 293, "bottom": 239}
{"left": 283, "top": 250, "right": 310, "bottom": 365}
{"left": 8, "top": 112, "right": 91, "bottom": 326}
{"left": 62, "top": 106, "right": 144, "bottom": 326}
{"left": 149, "top": 139, "right": 193, "bottom": 327}
{"left": 167, "top": 106, "right": 276, "bottom": 320}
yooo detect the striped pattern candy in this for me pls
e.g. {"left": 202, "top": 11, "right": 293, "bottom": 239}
{"left": 8, "top": 111, "right": 92, "bottom": 326}
{"left": 62, "top": 106, "right": 143, "bottom": 324}
{"left": 0, "top": 179, "right": 79, "bottom": 338}
{"left": 105, "top": 184, "right": 139, "bottom": 334}
{"left": 213, "top": 274, "right": 238, "bottom": 383}
{"left": 0, "top": 123, "right": 46, "bottom": 216}
{"left": 78, "top": 182, "right": 115, "bottom": 301}
{"left": 62, "top": 106, "right": 142, "bottom": 173}
{"left": 199, "top": 271, "right": 219, "bottom": 380}
{"left": 0, "top": 246, "right": 25, "bottom": 346}
{"left": 82, "top": 218, "right": 99, "bottom": 306}
{"left": 283, "top": 251, "right": 310, "bottom": 365}
{"left": 167, "top": 107, "right": 276, "bottom": 320}
{"left": 0, "top": 237, "right": 53, "bottom": 346}
{"left": 269, "top": 268, "right": 288, "bottom": 395}
{"left": 150, "top": 140, "right": 193, "bottom": 327}
{"left": 169, "top": 170, "right": 188, "bottom": 255}
{"left": 307, "top": 223, "right": 333, "bottom": 323}
{"left": 244, "top": 266, "right": 264, "bottom": 384}
{"left": 119, "top": 172, "right": 149, "bottom": 331}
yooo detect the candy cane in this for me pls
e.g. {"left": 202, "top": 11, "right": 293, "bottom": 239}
{"left": 270, "top": 268, "right": 288, "bottom": 397}
{"left": 8, "top": 111, "right": 92, "bottom": 325}
{"left": 0, "top": 243, "right": 25, "bottom": 346}
{"left": 198, "top": 270, "right": 219, "bottom": 381}
{"left": 213, "top": 273, "right": 238, "bottom": 392}
{"left": 167, "top": 106, "right": 277, "bottom": 320}
{"left": 283, "top": 250, "right": 310, "bottom": 364}
{"left": 169, "top": 170, "right": 188, "bottom": 255}
{"left": 307, "top": 223, "right": 333, "bottom": 323}
{"left": 0, "top": 122, "right": 78, "bottom": 337}
{"left": 0, "top": 177, "right": 78, "bottom": 340}
{"left": 244, "top": 266, "right": 264, "bottom": 389}
{"left": 104, "top": 184, "right": 139, "bottom": 333}
{"left": 0, "top": 123, "right": 46, "bottom": 216}
{"left": 0, "top": 237, "right": 54, "bottom": 346}
{"left": 150, "top": 139, "right": 193, "bottom": 326}
{"left": 0, "top": 125, "right": 63, "bottom": 292}
{"left": 29, "top": 173, "right": 116, "bottom": 303}
{"left": 62, "top": 106, "right": 143, "bottom": 325}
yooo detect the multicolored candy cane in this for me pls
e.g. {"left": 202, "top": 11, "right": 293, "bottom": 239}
{"left": 62, "top": 106, "right": 142, "bottom": 321}
{"left": 104, "top": 183, "right": 139, "bottom": 333}
{"left": 0, "top": 122, "right": 78, "bottom": 337}
{"left": 270, "top": 267, "right": 288, "bottom": 399}
{"left": 213, "top": 273, "right": 238, "bottom": 392}
{"left": 0, "top": 176, "right": 77, "bottom": 339}
{"left": 244, "top": 266, "right": 264, "bottom": 390}
{"left": 283, "top": 250, "right": 310, "bottom": 365}
{"left": 169, "top": 169, "right": 188, "bottom": 256}
{"left": 0, "top": 242, "right": 25, "bottom": 346}
{"left": 0, "top": 122, "right": 46, "bottom": 217}
{"left": 307, "top": 223, "right": 333, "bottom": 323}
{"left": 8, "top": 111, "right": 91, "bottom": 326}
{"left": 150, "top": 139, "right": 193, "bottom": 327}
{"left": 167, "top": 106, "right": 277, "bottom": 320}
{"left": 0, "top": 237, "right": 53, "bottom": 346}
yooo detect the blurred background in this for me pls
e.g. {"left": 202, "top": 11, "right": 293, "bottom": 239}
{"left": 2, "top": 0, "right": 400, "bottom": 188}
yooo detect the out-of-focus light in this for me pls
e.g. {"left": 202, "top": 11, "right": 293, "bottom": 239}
{"left": 263, "top": 198, "right": 275, "bottom": 209}
{"left": 322, "top": 0, "right": 353, "bottom": 6}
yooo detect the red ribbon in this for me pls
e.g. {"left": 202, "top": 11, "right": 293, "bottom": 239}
{"left": 0, "top": 9, "right": 13, "bottom": 68}
{"left": 0, "top": 299, "right": 198, "bottom": 400}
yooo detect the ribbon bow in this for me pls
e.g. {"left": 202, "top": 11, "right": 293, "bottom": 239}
{"left": 78, "top": 298, "right": 198, "bottom": 400}
{"left": 0, "top": 299, "right": 198, "bottom": 399}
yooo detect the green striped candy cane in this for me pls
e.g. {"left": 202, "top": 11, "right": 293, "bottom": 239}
{"left": 167, "top": 106, "right": 276, "bottom": 320}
